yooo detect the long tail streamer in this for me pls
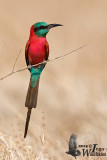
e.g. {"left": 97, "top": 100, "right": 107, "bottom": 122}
{"left": 24, "top": 108, "right": 32, "bottom": 138}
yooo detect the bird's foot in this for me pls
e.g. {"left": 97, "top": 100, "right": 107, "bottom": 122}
{"left": 27, "top": 65, "right": 32, "bottom": 69}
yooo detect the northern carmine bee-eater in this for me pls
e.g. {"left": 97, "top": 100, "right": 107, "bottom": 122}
{"left": 24, "top": 22, "right": 63, "bottom": 138}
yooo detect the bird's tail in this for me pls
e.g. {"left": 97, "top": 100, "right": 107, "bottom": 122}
{"left": 24, "top": 108, "right": 32, "bottom": 138}
{"left": 25, "top": 79, "right": 39, "bottom": 109}
{"left": 24, "top": 79, "right": 39, "bottom": 138}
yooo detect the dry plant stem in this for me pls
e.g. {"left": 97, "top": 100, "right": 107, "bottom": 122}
{"left": 12, "top": 49, "right": 22, "bottom": 73}
{"left": 0, "top": 38, "right": 7, "bottom": 54}
{"left": 3, "top": 38, "right": 7, "bottom": 49}
{"left": 0, "top": 45, "right": 86, "bottom": 81}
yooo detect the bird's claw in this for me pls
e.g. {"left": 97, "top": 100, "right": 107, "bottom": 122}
{"left": 27, "top": 65, "right": 32, "bottom": 69}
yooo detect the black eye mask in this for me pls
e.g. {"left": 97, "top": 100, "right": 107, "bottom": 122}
{"left": 34, "top": 26, "right": 47, "bottom": 32}
{"left": 34, "top": 24, "right": 63, "bottom": 32}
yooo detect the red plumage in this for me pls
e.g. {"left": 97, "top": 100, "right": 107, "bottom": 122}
{"left": 25, "top": 25, "right": 49, "bottom": 66}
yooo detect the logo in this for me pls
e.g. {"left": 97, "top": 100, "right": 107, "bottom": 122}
{"left": 66, "top": 134, "right": 106, "bottom": 159}
{"left": 66, "top": 134, "right": 81, "bottom": 159}
{"left": 79, "top": 144, "right": 106, "bottom": 157}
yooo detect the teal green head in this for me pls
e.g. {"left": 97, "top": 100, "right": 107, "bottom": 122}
{"left": 34, "top": 22, "right": 63, "bottom": 37}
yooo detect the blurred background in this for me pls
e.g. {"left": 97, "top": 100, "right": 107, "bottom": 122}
{"left": 0, "top": 0, "right": 107, "bottom": 159}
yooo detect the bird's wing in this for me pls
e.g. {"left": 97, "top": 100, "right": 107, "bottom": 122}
{"left": 45, "top": 41, "right": 49, "bottom": 60}
{"left": 25, "top": 40, "right": 30, "bottom": 66}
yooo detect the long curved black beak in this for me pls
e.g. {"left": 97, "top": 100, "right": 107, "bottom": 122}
{"left": 47, "top": 24, "right": 63, "bottom": 29}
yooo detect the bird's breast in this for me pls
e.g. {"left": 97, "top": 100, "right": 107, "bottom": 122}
{"left": 29, "top": 38, "right": 47, "bottom": 65}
